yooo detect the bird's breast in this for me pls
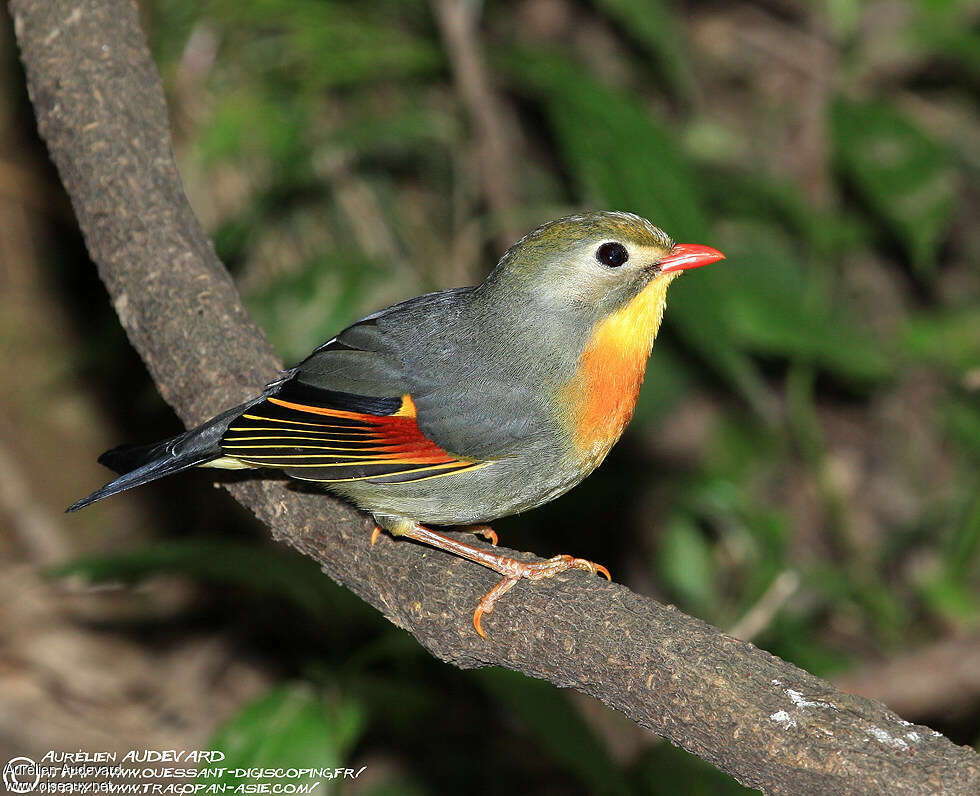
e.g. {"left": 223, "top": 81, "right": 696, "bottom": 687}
{"left": 560, "top": 276, "right": 673, "bottom": 468}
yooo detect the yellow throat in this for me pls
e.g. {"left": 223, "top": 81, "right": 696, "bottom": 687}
{"left": 563, "top": 273, "right": 678, "bottom": 465}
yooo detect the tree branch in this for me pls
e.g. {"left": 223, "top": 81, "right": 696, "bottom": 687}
{"left": 11, "top": 1, "right": 979, "bottom": 792}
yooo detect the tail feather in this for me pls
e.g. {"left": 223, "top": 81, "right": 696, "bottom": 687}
{"left": 66, "top": 440, "right": 217, "bottom": 512}
{"left": 98, "top": 440, "right": 171, "bottom": 474}
{"left": 66, "top": 399, "right": 262, "bottom": 513}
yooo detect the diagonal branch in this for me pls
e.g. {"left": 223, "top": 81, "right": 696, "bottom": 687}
{"left": 10, "top": 1, "right": 979, "bottom": 792}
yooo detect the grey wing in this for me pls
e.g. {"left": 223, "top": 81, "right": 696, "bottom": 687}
{"left": 291, "top": 289, "right": 470, "bottom": 398}
{"left": 292, "top": 287, "right": 540, "bottom": 460}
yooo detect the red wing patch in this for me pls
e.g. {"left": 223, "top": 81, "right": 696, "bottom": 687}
{"left": 221, "top": 391, "right": 485, "bottom": 484}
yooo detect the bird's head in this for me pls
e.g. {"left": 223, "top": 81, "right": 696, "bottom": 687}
{"left": 483, "top": 211, "right": 724, "bottom": 321}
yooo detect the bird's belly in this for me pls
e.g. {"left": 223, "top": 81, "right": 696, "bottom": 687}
{"left": 328, "top": 452, "right": 583, "bottom": 526}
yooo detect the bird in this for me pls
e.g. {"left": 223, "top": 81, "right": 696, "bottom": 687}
{"left": 68, "top": 211, "right": 724, "bottom": 636}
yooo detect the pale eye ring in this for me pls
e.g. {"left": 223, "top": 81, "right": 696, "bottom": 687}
{"left": 596, "top": 242, "right": 629, "bottom": 267}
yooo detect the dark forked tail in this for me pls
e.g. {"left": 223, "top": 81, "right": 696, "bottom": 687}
{"left": 66, "top": 401, "right": 258, "bottom": 513}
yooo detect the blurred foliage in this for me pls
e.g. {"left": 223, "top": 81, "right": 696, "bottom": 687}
{"left": 49, "top": 538, "right": 376, "bottom": 623}
{"left": 49, "top": 0, "right": 980, "bottom": 791}
{"left": 831, "top": 97, "right": 958, "bottom": 275}
{"left": 205, "top": 684, "right": 367, "bottom": 794}
{"left": 472, "top": 667, "right": 631, "bottom": 796}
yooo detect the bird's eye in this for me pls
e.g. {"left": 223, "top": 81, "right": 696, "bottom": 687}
{"left": 596, "top": 242, "right": 629, "bottom": 268}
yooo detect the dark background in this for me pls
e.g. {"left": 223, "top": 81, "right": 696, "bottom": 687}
{"left": 1, "top": 0, "right": 977, "bottom": 792}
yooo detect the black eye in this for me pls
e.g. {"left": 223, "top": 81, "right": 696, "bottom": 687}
{"left": 596, "top": 242, "right": 629, "bottom": 267}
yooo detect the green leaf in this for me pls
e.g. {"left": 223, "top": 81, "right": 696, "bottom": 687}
{"left": 920, "top": 575, "right": 980, "bottom": 627}
{"left": 204, "top": 684, "right": 366, "bottom": 790}
{"left": 657, "top": 514, "right": 719, "bottom": 616}
{"left": 590, "top": 0, "right": 693, "bottom": 99}
{"left": 471, "top": 668, "right": 629, "bottom": 796}
{"left": 831, "top": 97, "right": 957, "bottom": 275}
{"left": 903, "top": 307, "right": 980, "bottom": 376}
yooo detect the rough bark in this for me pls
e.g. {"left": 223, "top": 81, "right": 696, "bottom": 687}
{"left": 10, "top": 1, "right": 979, "bottom": 792}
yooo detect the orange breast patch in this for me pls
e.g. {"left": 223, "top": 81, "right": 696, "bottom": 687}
{"left": 563, "top": 275, "right": 675, "bottom": 465}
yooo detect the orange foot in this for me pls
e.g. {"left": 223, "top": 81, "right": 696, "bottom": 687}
{"left": 472, "top": 555, "right": 611, "bottom": 638}
{"left": 369, "top": 522, "right": 610, "bottom": 638}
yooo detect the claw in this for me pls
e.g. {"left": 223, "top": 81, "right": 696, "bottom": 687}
{"left": 470, "top": 554, "right": 611, "bottom": 639}
{"left": 377, "top": 522, "right": 610, "bottom": 638}
{"left": 473, "top": 576, "right": 519, "bottom": 638}
{"left": 369, "top": 525, "right": 383, "bottom": 547}
{"left": 574, "top": 559, "right": 611, "bottom": 580}
{"left": 457, "top": 524, "right": 499, "bottom": 546}
{"left": 473, "top": 526, "right": 498, "bottom": 546}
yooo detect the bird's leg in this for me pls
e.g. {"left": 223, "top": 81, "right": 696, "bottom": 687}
{"left": 376, "top": 521, "right": 610, "bottom": 638}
